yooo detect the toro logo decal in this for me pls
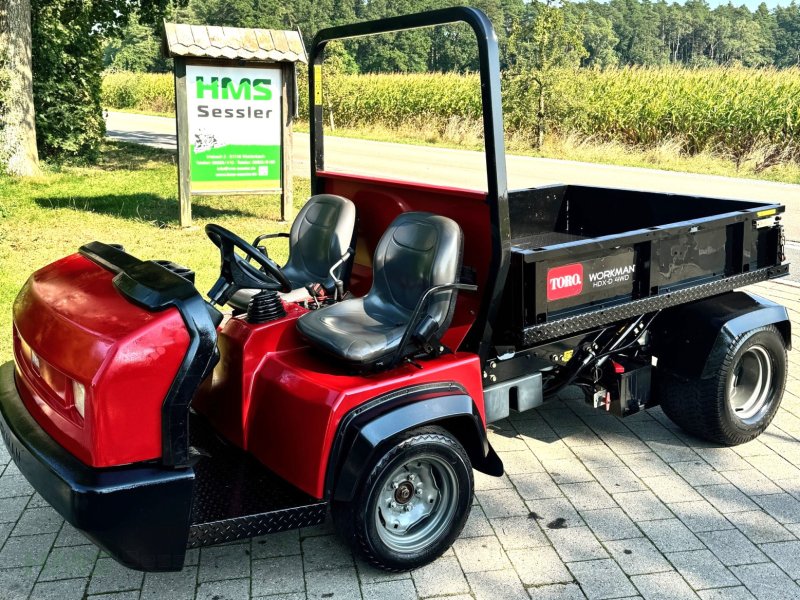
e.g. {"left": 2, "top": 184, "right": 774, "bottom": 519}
{"left": 547, "top": 263, "right": 584, "bottom": 301}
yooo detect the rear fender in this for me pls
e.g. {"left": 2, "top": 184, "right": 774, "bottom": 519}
{"left": 328, "top": 388, "right": 502, "bottom": 503}
{"left": 652, "top": 291, "right": 791, "bottom": 380}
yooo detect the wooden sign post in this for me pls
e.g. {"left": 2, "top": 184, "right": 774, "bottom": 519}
{"left": 163, "top": 24, "right": 307, "bottom": 227}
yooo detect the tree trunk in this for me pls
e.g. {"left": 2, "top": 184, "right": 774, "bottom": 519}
{"left": 1, "top": 0, "right": 41, "bottom": 176}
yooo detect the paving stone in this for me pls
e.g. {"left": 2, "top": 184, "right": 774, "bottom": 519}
{"left": 140, "top": 568, "right": 197, "bottom": 600}
{"left": 666, "top": 549, "right": 739, "bottom": 590}
{"left": 0, "top": 522, "right": 11, "bottom": 548}
{"left": 0, "top": 532, "right": 56, "bottom": 568}
{"left": 671, "top": 462, "right": 727, "bottom": 487}
{"left": 197, "top": 543, "right": 251, "bottom": 583}
{"left": 251, "top": 530, "right": 301, "bottom": 559}
{"left": 474, "top": 470, "right": 513, "bottom": 491}
{"left": 646, "top": 441, "right": 699, "bottom": 464}
{"left": 301, "top": 534, "right": 354, "bottom": 572}
{"left": 526, "top": 497, "right": 584, "bottom": 529}
{"left": 606, "top": 538, "right": 672, "bottom": 575}
{"left": 546, "top": 526, "right": 607, "bottom": 562}
{"left": 488, "top": 429, "right": 529, "bottom": 452}
{"left": 695, "top": 484, "right": 759, "bottom": 514}
{"left": 0, "top": 566, "right": 40, "bottom": 600}
{"left": 591, "top": 467, "right": 648, "bottom": 494}
{"left": 0, "top": 473, "right": 33, "bottom": 498}
{"left": 696, "top": 448, "right": 751, "bottom": 472}
{"left": 722, "top": 470, "right": 783, "bottom": 496}
{"left": 696, "top": 529, "right": 768, "bottom": 566}
{"left": 0, "top": 496, "right": 28, "bottom": 524}
{"left": 598, "top": 432, "right": 650, "bottom": 455}
{"left": 195, "top": 578, "right": 250, "bottom": 600}
{"left": 726, "top": 510, "right": 795, "bottom": 543}
{"left": 669, "top": 501, "right": 733, "bottom": 533}
{"left": 559, "top": 427, "right": 602, "bottom": 448}
{"left": 638, "top": 519, "right": 705, "bottom": 553}
{"left": 626, "top": 421, "right": 676, "bottom": 443}
{"left": 580, "top": 507, "right": 642, "bottom": 542}
{"left": 29, "top": 578, "right": 88, "bottom": 600}
{"left": 461, "top": 505, "right": 494, "bottom": 537}
{"left": 11, "top": 506, "right": 63, "bottom": 536}
{"left": 453, "top": 535, "right": 510, "bottom": 573}
{"left": 355, "top": 559, "right": 409, "bottom": 585}
{"left": 760, "top": 540, "right": 800, "bottom": 579}
{"left": 361, "top": 578, "right": 416, "bottom": 600}
{"left": 39, "top": 545, "right": 99, "bottom": 581}
{"left": 568, "top": 558, "right": 637, "bottom": 600}
{"left": 526, "top": 439, "right": 575, "bottom": 462}
{"left": 642, "top": 476, "right": 703, "bottom": 504}
{"left": 411, "top": 555, "right": 469, "bottom": 597}
{"left": 542, "top": 459, "right": 595, "bottom": 484}
{"left": 753, "top": 493, "right": 800, "bottom": 524}
{"left": 466, "top": 567, "right": 528, "bottom": 600}
{"left": 731, "top": 562, "right": 800, "bottom": 600}
{"left": 490, "top": 515, "right": 549, "bottom": 550}
{"left": 306, "top": 566, "right": 360, "bottom": 600}
{"left": 614, "top": 491, "right": 673, "bottom": 522}
{"left": 252, "top": 556, "right": 305, "bottom": 597}
{"left": 510, "top": 472, "right": 563, "bottom": 500}
{"left": 620, "top": 453, "right": 673, "bottom": 478}
{"left": 87, "top": 558, "right": 144, "bottom": 595}
{"left": 559, "top": 482, "right": 616, "bottom": 511}
{"left": 476, "top": 488, "right": 529, "bottom": 518}
{"left": 54, "top": 523, "right": 89, "bottom": 548}
{"left": 507, "top": 546, "right": 572, "bottom": 586}
{"left": 746, "top": 455, "right": 800, "bottom": 481}
{"left": 571, "top": 445, "right": 623, "bottom": 471}
{"left": 497, "top": 449, "right": 544, "bottom": 474}
{"left": 631, "top": 571, "right": 699, "bottom": 600}
{"left": 528, "top": 582, "right": 587, "bottom": 599}
{"left": 86, "top": 592, "right": 141, "bottom": 600}
{"left": 696, "top": 587, "right": 756, "bottom": 600}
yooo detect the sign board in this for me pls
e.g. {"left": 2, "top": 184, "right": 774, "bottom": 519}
{"left": 185, "top": 64, "right": 282, "bottom": 194}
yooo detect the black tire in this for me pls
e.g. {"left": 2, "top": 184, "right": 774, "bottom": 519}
{"left": 658, "top": 325, "right": 787, "bottom": 445}
{"left": 332, "top": 425, "right": 473, "bottom": 571}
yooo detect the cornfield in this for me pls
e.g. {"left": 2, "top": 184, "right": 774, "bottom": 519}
{"left": 102, "top": 67, "right": 800, "bottom": 161}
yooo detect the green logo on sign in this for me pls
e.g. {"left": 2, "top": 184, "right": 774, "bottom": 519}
{"left": 195, "top": 76, "right": 272, "bottom": 101}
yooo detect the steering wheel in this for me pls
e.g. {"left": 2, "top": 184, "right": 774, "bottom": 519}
{"left": 205, "top": 224, "right": 292, "bottom": 305}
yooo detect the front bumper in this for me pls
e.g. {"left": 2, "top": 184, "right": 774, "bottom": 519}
{"left": 0, "top": 361, "right": 194, "bottom": 571}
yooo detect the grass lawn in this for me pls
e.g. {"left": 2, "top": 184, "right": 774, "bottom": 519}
{"left": 0, "top": 142, "right": 309, "bottom": 362}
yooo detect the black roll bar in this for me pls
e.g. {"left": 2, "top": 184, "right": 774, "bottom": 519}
{"left": 309, "top": 7, "right": 511, "bottom": 363}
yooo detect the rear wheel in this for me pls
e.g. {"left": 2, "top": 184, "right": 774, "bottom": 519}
{"left": 658, "top": 325, "right": 787, "bottom": 445}
{"left": 333, "top": 426, "right": 473, "bottom": 571}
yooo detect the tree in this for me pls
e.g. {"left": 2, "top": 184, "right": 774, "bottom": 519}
{"left": 104, "top": 13, "right": 171, "bottom": 73}
{"left": 775, "top": 2, "right": 800, "bottom": 67}
{"left": 1, "top": 0, "right": 40, "bottom": 176}
{"left": 505, "top": 0, "right": 587, "bottom": 147}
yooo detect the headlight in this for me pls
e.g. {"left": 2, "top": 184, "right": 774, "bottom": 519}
{"left": 72, "top": 381, "right": 86, "bottom": 418}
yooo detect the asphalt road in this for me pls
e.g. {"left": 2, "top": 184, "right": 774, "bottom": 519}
{"left": 106, "top": 111, "right": 800, "bottom": 281}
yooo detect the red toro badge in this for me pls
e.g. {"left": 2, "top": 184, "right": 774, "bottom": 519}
{"left": 547, "top": 263, "right": 584, "bottom": 301}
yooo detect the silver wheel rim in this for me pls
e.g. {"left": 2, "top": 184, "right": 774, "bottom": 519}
{"left": 728, "top": 344, "right": 773, "bottom": 422}
{"left": 374, "top": 454, "right": 459, "bottom": 553}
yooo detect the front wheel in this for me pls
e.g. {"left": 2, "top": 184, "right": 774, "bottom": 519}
{"left": 658, "top": 325, "right": 787, "bottom": 445}
{"left": 333, "top": 426, "right": 473, "bottom": 571}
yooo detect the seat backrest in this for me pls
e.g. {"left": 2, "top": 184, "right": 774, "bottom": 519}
{"left": 283, "top": 194, "right": 356, "bottom": 289}
{"left": 365, "top": 211, "right": 463, "bottom": 336}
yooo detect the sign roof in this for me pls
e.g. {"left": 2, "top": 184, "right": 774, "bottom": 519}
{"left": 163, "top": 23, "right": 307, "bottom": 63}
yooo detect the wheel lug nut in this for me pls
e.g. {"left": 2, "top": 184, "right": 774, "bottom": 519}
{"left": 408, "top": 474, "right": 415, "bottom": 481}
{"left": 415, "top": 488, "right": 423, "bottom": 496}
{"left": 390, "top": 501, "right": 397, "bottom": 509}
{"left": 392, "top": 482, "right": 399, "bottom": 489}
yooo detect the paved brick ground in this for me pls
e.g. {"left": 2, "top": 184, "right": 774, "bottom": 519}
{"left": 1, "top": 280, "right": 799, "bottom": 600}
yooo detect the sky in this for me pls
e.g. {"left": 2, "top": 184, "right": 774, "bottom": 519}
{"left": 703, "top": 0, "right": 788, "bottom": 8}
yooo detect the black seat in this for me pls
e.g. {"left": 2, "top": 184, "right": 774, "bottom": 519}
{"left": 229, "top": 194, "right": 356, "bottom": 309}
{"left": 296, "top": 211, "right": 468, "bottom": 370}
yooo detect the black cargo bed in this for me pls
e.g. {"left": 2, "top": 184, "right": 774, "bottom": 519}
{"left": 497, "top": 184, "right": 787, "bottom": 347}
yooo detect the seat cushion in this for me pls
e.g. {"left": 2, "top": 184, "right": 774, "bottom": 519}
{"left": 295, "top": 297, "right": 406, "bottom": 366}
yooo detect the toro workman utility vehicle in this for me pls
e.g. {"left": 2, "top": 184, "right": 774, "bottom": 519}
{"left": 0, "top": 8, "right": 792, "bottom": 573}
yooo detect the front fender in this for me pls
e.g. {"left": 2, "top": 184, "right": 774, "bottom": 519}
{"left": 329, "top": 392, "right": 502, "bottom": 503}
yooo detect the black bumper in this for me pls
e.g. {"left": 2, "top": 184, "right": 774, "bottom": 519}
{"left": 0, "top": 362, "right": 194, "bottom": 571}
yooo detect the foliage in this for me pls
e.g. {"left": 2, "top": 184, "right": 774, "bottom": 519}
{"left": 103, "top": 14, "right": 171, "bottom": 73}
{"left": 102, "top": 72, "right": 177, "bottom": 114}
{"left": 29, "top": 0, "right": 181, "bottom": 161}
{"left": 103, "top": 66, "right": 800, "bottom": 164}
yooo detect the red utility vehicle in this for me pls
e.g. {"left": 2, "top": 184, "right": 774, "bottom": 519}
{"left": 0, "top": 8, "right": 791, "bottom": 573}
